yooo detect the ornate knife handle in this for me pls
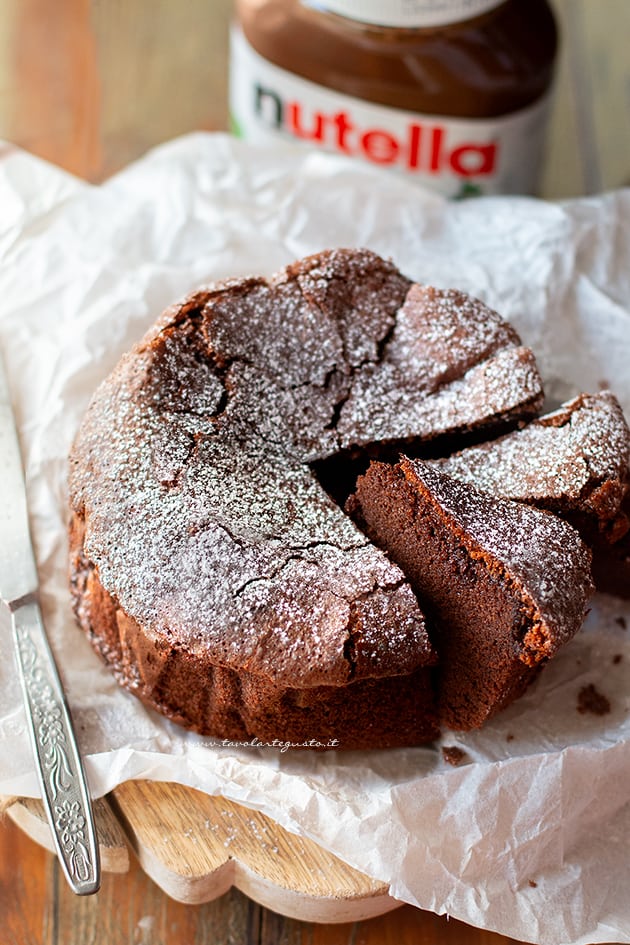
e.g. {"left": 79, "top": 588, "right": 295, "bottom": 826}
{"left": 10, "top": 595, "right": 100, "bottom": 894}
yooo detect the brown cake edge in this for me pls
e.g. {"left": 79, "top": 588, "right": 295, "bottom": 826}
{"left": 68, "top": 511, "right": 439, "bottom": 750}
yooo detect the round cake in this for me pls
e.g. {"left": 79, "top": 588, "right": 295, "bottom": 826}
{"left": 69, "top": 248, "right": 570, "bottom": 749}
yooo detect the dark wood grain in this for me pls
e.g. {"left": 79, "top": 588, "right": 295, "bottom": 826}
{"left": 0, "top": 815, "right": 54, "bottom": 945}
{"left": 1, "top": 0, "right": 232, "bottom": 182}
{"left": 0, "top": 816, "right": 532, "bottom": 945}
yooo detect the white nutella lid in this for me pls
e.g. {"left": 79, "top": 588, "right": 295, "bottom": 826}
{"left": 303, "top": 0, "right": 506, "bottom": 28}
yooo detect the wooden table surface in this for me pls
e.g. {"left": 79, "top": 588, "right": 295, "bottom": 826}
{"left": 0, "top": 805, "right": 531, "bottom": 945}
{"left": 0, "top": 1, "right": 629, "bottom": 943}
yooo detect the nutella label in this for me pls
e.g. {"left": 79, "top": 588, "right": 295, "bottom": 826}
{"left": 302, "top": 0, "right": 505, "bottom": 28}
{"left": 230, "top": 27, "right": 551, "bottom": 198}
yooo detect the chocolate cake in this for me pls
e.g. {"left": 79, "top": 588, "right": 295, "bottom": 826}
{"left": 433, "top": 392, "right": 630, "bottom": 594}
{"left": 590, "top": 494, "right": 630, "bottom": 599}
{"left": 68, "top": 248, "right": 547, "bottom": 748}
{"left": 348, "top": 458, "right": 594, "bottom": 731}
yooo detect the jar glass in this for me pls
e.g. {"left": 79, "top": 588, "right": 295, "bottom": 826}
{"left": 230, "top": 0, "right": 559, "bottom": 196}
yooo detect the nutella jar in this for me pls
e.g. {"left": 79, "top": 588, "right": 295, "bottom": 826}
{"left": 229, "top": 0, "right": 558, "bottom": 197}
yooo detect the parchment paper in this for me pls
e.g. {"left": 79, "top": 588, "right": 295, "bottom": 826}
{"left": 0, "top": 134, "right": 629, "bottom": 945}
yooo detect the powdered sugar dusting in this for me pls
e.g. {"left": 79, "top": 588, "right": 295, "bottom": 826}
{"left": 435, "top": 391, "right": 630, "bottom": 519}
{"left": 402, "top": 458, "right": 594, "bottom": 653}
{"left": 69, "top": 248, "right": 546, "bottom": 686}
{"left": 338, "top": 345, "right": 542, "bottom": 448}
{"left": 335, "top": 278, "right": 543, "bottom": 449}
{"left": 384, "top": 284, "right": 519, "bottom": 381}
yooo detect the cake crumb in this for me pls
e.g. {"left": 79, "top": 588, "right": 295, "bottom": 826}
{"left": 577, "top": 684, "right": 611, "bottom": 716}
{"left": 506, "top": 733, "right": 515, "bottom": 742}
{"left": 528, "top": 880, "right": 538, "bottom": 888}
{"left": 442, "top": 746, "right": 468, "bottom": 766}
{"left": 615, "top": 616, "right": 627, "bottom": 630}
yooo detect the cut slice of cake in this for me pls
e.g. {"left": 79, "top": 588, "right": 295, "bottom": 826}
{"left": 434, "top": 391, "right": 630, "bottom": 538}
{"left": 433, "top": 391, "right": 630, "bottom": 595}
{"left": 348, "top": 458, "right": 594, "bottom": 731}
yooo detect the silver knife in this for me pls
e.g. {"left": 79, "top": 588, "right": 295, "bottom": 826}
{"left": 0, "top": 353, "right": 100, "bottom": 895}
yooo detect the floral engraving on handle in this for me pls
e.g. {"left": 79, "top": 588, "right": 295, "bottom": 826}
{"left": 15, "top": 618, "right": 95, "bottom": 883}
{"left": 16, "top": 623, "right": 73, "bottom": 797}
{"left": 54, "top": 800, "right": 92, "bottom": 883}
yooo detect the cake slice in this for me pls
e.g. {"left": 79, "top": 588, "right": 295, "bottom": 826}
{"left": 434, "top": 391, "right": 629, "bottom": 537}
{"left": 348, "top": 458, "right": 594, "bottom": 730}
{"left": 433, "top": 391, "right": 630, "bottom": 594}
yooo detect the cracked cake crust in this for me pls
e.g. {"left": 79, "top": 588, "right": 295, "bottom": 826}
{"left": 68, "top": 248, "right": 546, "bottom": 747}
{"left": 433, "top": 391, "right": 630, "bottom": 596}
{"left": 434, "top": 391, "right": 630, "bottom": 535}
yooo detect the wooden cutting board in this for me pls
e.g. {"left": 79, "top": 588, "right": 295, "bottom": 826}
{"left": 6, "top": 780, "right": 399, "bottom": 923}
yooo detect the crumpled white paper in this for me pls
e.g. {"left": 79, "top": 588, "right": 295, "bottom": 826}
{"left": 0, "top": 133, "right": 629, "bottom": 945}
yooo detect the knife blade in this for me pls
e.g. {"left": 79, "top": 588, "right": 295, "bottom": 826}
{"left": 0, "top": 353, "right": 100, "bottom": 895}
